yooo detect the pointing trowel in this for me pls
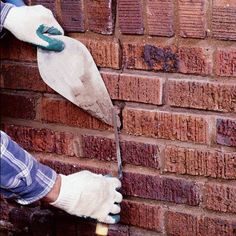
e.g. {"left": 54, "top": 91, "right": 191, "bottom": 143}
{"left": 37, "top": 35, "right": 122, "bottom": 236}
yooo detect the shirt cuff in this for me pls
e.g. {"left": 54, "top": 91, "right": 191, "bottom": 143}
{"left": 0, "top": 2, "right": 14, "bottom": 32}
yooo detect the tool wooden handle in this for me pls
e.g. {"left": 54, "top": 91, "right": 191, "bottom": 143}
{"left": 95, "top": 222, "right": 109, "bottom": 236}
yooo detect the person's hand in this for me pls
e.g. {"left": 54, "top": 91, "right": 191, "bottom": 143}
{"left": 50, "top": 171, "right": 122, "bottom": 224}
{"left": 3, "top": 5, "right": 64, "bottom": 51}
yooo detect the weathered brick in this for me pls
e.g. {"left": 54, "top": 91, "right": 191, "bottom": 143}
{"left": 41, "top": 97, "right": 110, "bottom": 131}
{"left": 129, "top": 227, "right": 164, "bottom": 236}
{"left": 215, "top": 48, "right": 236, "bottom": 77}
{"left": 123, "top": 107, "right": 208, "bottom": 144}
{"left": 166, "top": 210, "right": 236, "bottom": 236}
{"left": 146, "top": 0, "right": 174, "bottom": 37}
{"left": 178, "top": 46, "right": 211, "bottom": 75}
{"left": 167, "top": 79, "right": 236, "bottom": 112}
{"left": 204, "top": 183, "right": 236, "bottom": 214}
{"left": 123, "top": 42, "right": 178, "bottom": 72}
{"left": 0, "top": 92, "right": 39, "bottom": 120}
{"left": 0, "top": 196, "right": 10, "bottom": 221}
{"left": 108, "top": 225, "right": 129, "bottom": 236}
{"left": 86, "top": 0, "right": 114, "bottom": 34}
{"left": 0, "top": 62, "right": 51, "bottom": 92}
{"left": 0, "top": 35, "right": 36, "bottom": 62}
{"left": 81, "top": 135, "right": 160, "bottom": 168}
{"left": 2, "top": 124, "right": 75, "bottom": 156}
{"left": 217, "top": 118, "right": 236, "bottom": 147}
{"left": 74, "top": 36, "right": 120, "bottom": 69}
{"left": 164, "top": 145, "right": 236, "bottom": 180}
{"left": 31, "top": 0, "right": 56, "bottom": 13}
{"left": 60, "top": 0, "right": 84, "bottom": 32}
{"left": 212, "top": 0, "right": 236, "bottom": 41}
{"left": 101, "top": 71, "right": 164, "bottom": 105}
{"left": 121, "top": 200, "right": 162, "bottom": 231}
{"left": 118, "top": 0, "right": 144, "bottom": 34}
{"left": 122, "top": 171, "right": 201, "bottom": 206}
{"left": 178, "top": 0, "right": 206, "bottom": 38}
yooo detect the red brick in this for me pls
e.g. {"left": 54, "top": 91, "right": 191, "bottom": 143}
{"left": 217, "top": 118, "right": 236, "bottom": 147}
{"left": 178, "top": 46, "right": 211, "bottom": 75}
{"left": 108, "top": 225, "right": 129, "bottom": 236}
{"left": 31, "top": 0, "right": 56, "bottom": 13}
{"left": 101, "top": 71, "right": 164, "bottom": 105}
{"left": 123, "top": 107, "right": 209, "bottom": 144}
{"left": 0, "top": 35, "right": 36, "bottom": 62}
{"left": 212, "top": 0, "right": 236, "bottom": 41}
{"left": 86, "top": 0, "right": 114, "bottom": 34}
{"left": 215, "top": 48, "right": 236, "bottom": 77}
{"left": 81, "top": 135, "right": 160, "bottom": 168}
{"left": 166, "top": 210, "right": 236, "bottom": 236}
{"left": 167, "top": 79, "right": 236, "bottom": 112}
{"left": 0, "top": 196, "right": 10, "bottom": 221}
{"left": 164, "top": 145, "right": 236, "bottom": 180}
{"left": 41, "top": 97, "right": 110, "bottom": 131}
{"left": 0, "top": 92, "right": 39, "bottom": 120}
{"left": 122, "top": 171, "right": 201, "bottom": 206}
{"left": 73, "top": 36, "right": 120, "bottom": 69}
{"left": 129, "top": 228, "right": 163, "bottom": 236}
{"left": 2, "top": 124, "right": 75, "bottom": 156}
{"left": 118, "top": 0, "right": 144, "bottom": 34}
{"left": 178, "top": 0, "right": 207, "bottom": 38}
{"left": 204, "top": 183, "right": 236, "bottom": 214}
{"left": 146, "top": 0, "right": 174, "bottom": 37}
{"left": 121, "top": 200, "right": 162, "bottom": 231}
{"left": 60, "top": 0, "right": 84, "bottom": 32}
{"left": 0, "top": 62, "right": 51, "bottom": 92}
{"left": 123, "top": 42, "right": 178, "bottom": 72}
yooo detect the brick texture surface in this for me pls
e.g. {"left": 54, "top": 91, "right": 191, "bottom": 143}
{"left": 204, "top": 182, "right": 236, "bottom": 214}
{"left": 178, "top": 46, "right": 211, "bottom": 75}
{"left": 167, "top": 79, "right": 236, "bottom": 112}
{"left": 41, "top": 97, "right": 110, "bottom": 130}
{"left": 212, "top": 0, "right": 236, "bottom": 40}
{"left": 86, "top": 0, "right": 114, "bottom": 34}
{"left": 122, "top": 171, "right": 201, "bottom": 206}
{"left": 166, "top": 210, "right": 236, "bottom": 236}
{"left": 31, "top": 0, "right": 56, "bottom": 13}
{"left": 123, "top": 107, "right": 208, "bottom": 144}
{"left": 0, "top": 36, "right": 36, "bottom": 62}
{"left": 215, "top": 48, "right": 236, "bottom": 77}
{"left": 81, "top": 135, "right": 160, "bottom": 168}
{"left": 123, "top": 42, "right": 178, "bottom": 72}
{"left": 146, "top": 0, "right": 174, "bottom": 37}
{"left": 121, "top": 200, "right": 162, "bottom": 231}
{"left": 0, "top": 62, "right": 51, "bottom": 92}
{"left": 2, "top": 124, "right": 75, "bottom": 156}
{"left": 60, "top": 0, "right": 84, "bottom": 32}
{"left": 216, "top": 118, "right": 236, "bottom": 147}
{"left": 76, "top": 36, "right": 120, "bottom": 69}
{"left": 178, "top": 0, "right": 206, "bottom": 38}
{"left": 164, "top": 145, "right": 236, "bottom": 179}
{"left": 0, "top": 92, "right": 39, "bottom": 120}
{"left": 102, "top": 71, "right": 164, "bottom": 105}
{"left": 118, "top": 0, "right": 144, "bottom": 34}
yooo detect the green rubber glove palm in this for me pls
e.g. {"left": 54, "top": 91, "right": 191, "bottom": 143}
{"left": 3, "top": 5, "right": 64, "bottom": 51}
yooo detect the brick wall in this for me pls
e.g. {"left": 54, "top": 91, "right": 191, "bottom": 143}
{"left": 0, "top": 0, "right": 236, "bottom": 235}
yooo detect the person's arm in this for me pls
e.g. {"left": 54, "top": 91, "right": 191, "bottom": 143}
{"left": 0, "top": 2, "right": 14, "bottom": 32}
{"left": 0, "top": 131, "right": 122, "bottom": 224}
{"left": 0, "top": 131, "right": 58, "bottom": 204}
{"left": 1, "top": 3, "right": 64, "bottom": 51}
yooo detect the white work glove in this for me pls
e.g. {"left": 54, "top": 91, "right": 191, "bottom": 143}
{"left": 3, "top": 5, "right": 64, "bottom": 51}
{"left": 50, "top": 171, "right": 123, "bottom": 224}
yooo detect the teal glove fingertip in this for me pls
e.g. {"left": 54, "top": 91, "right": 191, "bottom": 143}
{"left": 36, "top": 24, "right": 65, "bottom": 52}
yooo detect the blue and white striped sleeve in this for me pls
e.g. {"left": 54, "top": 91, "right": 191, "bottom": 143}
{"left": 0, "top": 2, "right": 14, "bottom": 32}
{"left": 0, "top": 131, "right": 57, "bottom": 204}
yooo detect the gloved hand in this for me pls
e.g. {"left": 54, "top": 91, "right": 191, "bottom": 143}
{"left": 3, "top": 5, "right": 64, "bottom": 51}
{"left": 50, "top": 171, "right": 122, "bottom": 224}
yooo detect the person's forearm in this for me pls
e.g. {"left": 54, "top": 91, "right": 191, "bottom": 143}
{"left": 42, "top": 174, "right": 61, "bottom": 203}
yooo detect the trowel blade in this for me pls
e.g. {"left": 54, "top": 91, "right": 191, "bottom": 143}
{"left": 37, "top": 35, "right": 114, "bottom": 126}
